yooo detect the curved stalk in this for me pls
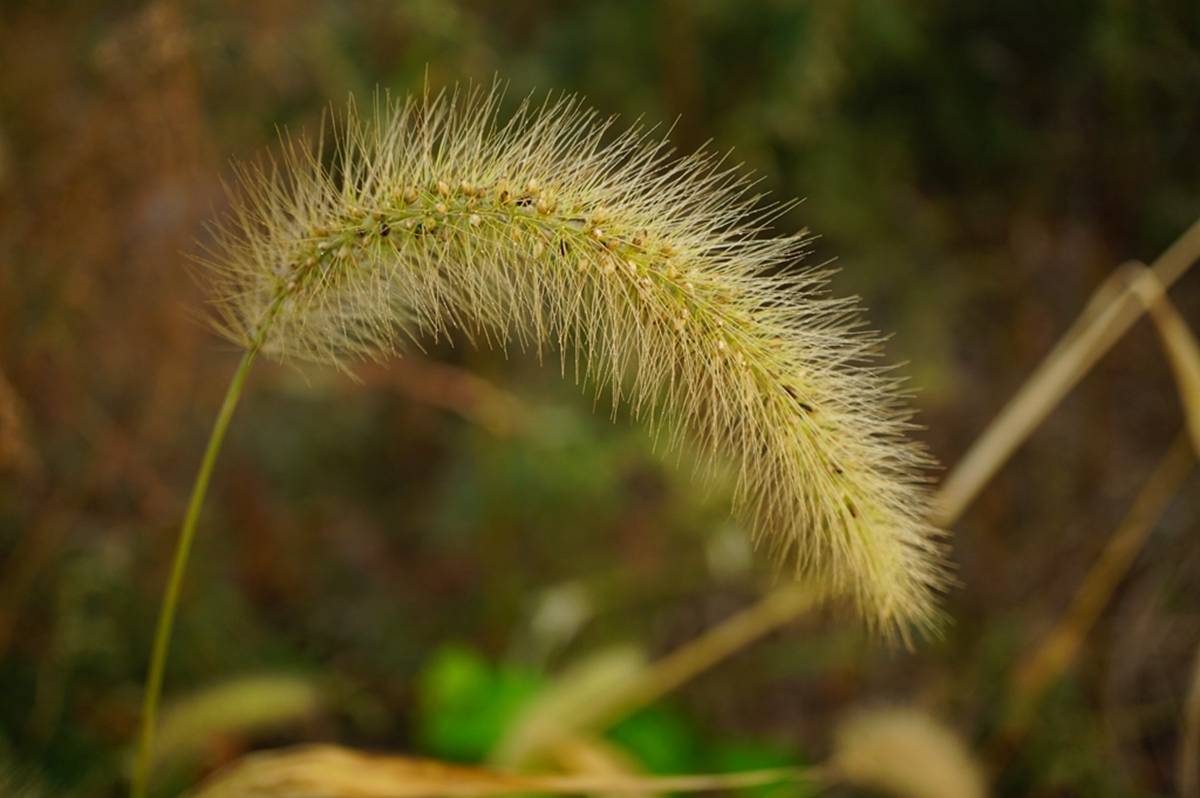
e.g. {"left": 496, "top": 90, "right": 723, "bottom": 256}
{"left": 131, "top": 345, "right": 260, "bottom": 798}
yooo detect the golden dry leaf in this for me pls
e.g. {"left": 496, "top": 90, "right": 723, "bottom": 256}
{"left": 188, "top": 744, "right": 810, "bottom": 798}
{"left": 151, "top": 674, "right": 323, "bottom": 773}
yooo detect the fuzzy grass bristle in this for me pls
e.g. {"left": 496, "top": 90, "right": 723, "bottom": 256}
{"left": 196, "top": 83, "right": 948, "bottom": 634}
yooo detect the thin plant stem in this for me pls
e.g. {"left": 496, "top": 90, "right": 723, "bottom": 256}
{"left": 190, "top": 742, "right": 826, "bottom": 798}
{"left": 1125, "top": 265, "right": 1200, "bottom": 454}
{"left": 537, "top": 584, "right": 815, "bottom": 751}
{"left": 1181, "top": 642, "right": 1200, "bottom": 798}
{"left": 1005, "top": 431, "right": 1194, "bottom": 734}
{"left": 131, "top": 345, "right": 260, "bottom": 798}
{"left": 591, "top": 584, "right": 817, "bottom": 728}
{"left": 935, "top": 216, "right": 1200, "bottom": 523}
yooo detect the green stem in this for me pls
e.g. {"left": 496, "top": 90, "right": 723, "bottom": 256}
{"left": 131, "top": 345, "right": 260, "bottom": 798}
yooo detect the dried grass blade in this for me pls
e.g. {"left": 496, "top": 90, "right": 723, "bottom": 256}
{"left": 1126, "top": 265, "right": 1200, "bottom": 453}
{"left": 188, "top": 744, "right": 817, "bottom": 798}
{"left": 1181, "top": 644, "right": 1200, "bottom": 798}
{"left": 935, "top": 217, "right": 1200, "bottom": 524}
{"left": 1006, "top": 432, "right": 1194, "bottom": 732}
{"left": 543, "top": 584, "right": 818, "bottom": 741}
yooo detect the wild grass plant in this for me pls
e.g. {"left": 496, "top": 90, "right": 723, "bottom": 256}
{"left": 129, "top": 80, "right": 1200, "bottom": 798}
{"left": 132, "top": 84, "right": 950, "bottom": 796}
{"left": 181, "top": 217, "right": 1200, "bottom": 796}
{"left": 4, "top": 5, "right": 1199, "bottom": 795}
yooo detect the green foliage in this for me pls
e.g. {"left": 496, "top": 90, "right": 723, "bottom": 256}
{"left": 415, "top": 647, "right": 817, "bottom": 797}
{"left": 415, "top": 645, "right": 542, "bottom": 762}
{"left": 608, "top": 707, "right": 702, "bottom": 775}
{"left": 710, "top": 740, "right": 817, "bottom": 798}
{"left": 606, "top": 708, "right": 818, "bottom": 798}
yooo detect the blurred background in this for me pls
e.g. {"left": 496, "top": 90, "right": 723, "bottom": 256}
{"left": 3, "top": 2, "right": 1200, "bottom": 796}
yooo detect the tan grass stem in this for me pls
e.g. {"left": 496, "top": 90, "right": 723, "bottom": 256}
{"left": 935, "top": 217, "right": 1200, "bottom": 524}
{"left": 1181, "top": 643, "right": 1200, "bottom": 798}
{"left": 1006, "top": 431, "right": 1193, "bottom": 735}
{"left": 577, "top": 584, "right": 817, "bottom": 736}
{"left": 1125, "top": 265, "right": 1200, "bottom": 453}
{"left": 188, "top": 744, "right": 823, "bottom": 798}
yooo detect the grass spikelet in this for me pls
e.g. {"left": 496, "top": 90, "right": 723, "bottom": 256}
{"left": 197, "top": 83, "right": 946, "bottom": 633}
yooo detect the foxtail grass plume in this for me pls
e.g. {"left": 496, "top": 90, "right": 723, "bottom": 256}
{"left": 198, "top": 85, "right": 947, "bottom": 633}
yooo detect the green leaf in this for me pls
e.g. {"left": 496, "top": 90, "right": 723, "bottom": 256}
{"left": 607, "top": 707, "right": 701, "bottom": 775}
{"left": 710, "top": 740, "right": 815, "bottom": 798}
{"left": 415, "top": 645, "right": 542, "bottom": 762}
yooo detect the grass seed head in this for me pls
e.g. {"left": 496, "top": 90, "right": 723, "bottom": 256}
{"left": 197, "top": 83, "right": 949, "bottom": 635}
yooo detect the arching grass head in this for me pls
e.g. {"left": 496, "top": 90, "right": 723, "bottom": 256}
{"left": 198, "top": 84, "right": 949, "bottom": 637}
